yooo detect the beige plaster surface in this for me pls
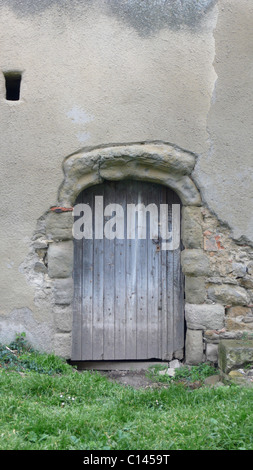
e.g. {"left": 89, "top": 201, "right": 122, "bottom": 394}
{"left": 0, "top": 1, "right": 217, "bottom": 318}
{"left": 196, "top": 0, "right": 253, "bottom": 244}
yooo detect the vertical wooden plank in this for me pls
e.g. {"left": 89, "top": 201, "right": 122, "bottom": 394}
{"left": 114, "top": 181, "right": 126, "bottom": 359}
{"left": 147, "top": 183, "right": 160, "bottom": 358}
{"left": 92, "top": 185, "right": 104, "bottom": 360}
{"left": 159, "top": 185, "right": 169, "bottom": 360}
{"left": 164, "top": 189, "right": 175, "bottom": 360}
{"left": 125, "top": 180, "right": 137, "bottom": 359}
{"left": 136, "top": 182, "right": 148, "bottom": 359}
{"left": 80, "top": 189, "right": 94, "bottom": 360}
{"left": 103, "top": 182, "right": 116, "bottom": 359}
{"left": 72, "top": 193, "right": 83, "bottom": 360}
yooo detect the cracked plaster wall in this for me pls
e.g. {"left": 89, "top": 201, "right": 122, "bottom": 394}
{"left": 0, "top": 1, "right": 252, "bottom": 354}
{"left": 195, "top": 0, "right": 253, "bottom": 245}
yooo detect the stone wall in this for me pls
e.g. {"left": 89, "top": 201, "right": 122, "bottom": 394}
{"left": 19, "top": 142, "right": 253, "bottom": 361}
{"left": 184, "top": 206, "right": 253, "bottom": 364}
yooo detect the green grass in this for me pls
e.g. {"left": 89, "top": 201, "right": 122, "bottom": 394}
{"left": 146, "top": 362, "right": 218, "bottom": 385}
{"left": 0, "top": 335, "right": 253, "bottom": 450}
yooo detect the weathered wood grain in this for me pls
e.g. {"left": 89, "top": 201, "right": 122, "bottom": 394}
{"left": 72, "top": 180, "right": 183, "bottom": 361}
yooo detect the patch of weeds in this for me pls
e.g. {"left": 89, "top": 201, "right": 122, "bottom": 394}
{"left": 0, "top": 346, "right": 19, "bottom": 369}
{"left": 173, "top": 363, "right": 217, "bottom": 384}
{"left": 0, "top": 333, "right": 31, "bottom": 371}
{"left": 19, "top": 352, "right": 74, "bottom": 376}
{"left": 9, "top": 332, "right": 31, "bottom": 352}
{"left": 243, "top": 363, "right": 253, "bottom": 370}
{"left": 241, "top": 332, "right": 253, "bottom": 340}
{"left": 147, "top": 362, "right": 217, "bottom": 387}
{"left": 0, "top": 333, "right": 74, "bottom": 376}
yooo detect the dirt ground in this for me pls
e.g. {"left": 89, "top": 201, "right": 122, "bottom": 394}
{"left": 99, "top": 369, "right": 164, "bottom": 389}
{"left": 98, "top": 369, "right": 220, "bottom": 390}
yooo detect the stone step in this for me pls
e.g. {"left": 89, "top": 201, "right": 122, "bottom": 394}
{"left": 218, "top": 339, "right": 253, "bottom": 374}
{"left": 69, "top": 361, "right": 168, "bottom": 371}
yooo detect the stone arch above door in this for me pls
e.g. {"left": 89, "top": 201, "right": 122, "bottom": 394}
{"left": 58, "top": 142, "right": 201, "bottom": 207}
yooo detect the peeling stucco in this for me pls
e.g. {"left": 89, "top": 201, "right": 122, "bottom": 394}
{"left": 194, "top": 0, "right": 253, "bottom": 244}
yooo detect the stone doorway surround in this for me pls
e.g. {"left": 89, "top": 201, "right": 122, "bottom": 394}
{"left": 30, "top": 142, "right": 253, "bottom": 364}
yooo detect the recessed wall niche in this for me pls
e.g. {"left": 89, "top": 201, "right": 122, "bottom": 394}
{"left": 3, "top": 72, "right": 22, "bottom": 101}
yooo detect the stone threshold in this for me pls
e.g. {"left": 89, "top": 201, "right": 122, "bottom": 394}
{"left": 69, "top": 360, "right": 168, "bottom": 371}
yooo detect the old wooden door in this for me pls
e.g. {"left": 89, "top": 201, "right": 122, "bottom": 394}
{"left": 72, "top": 180, "right": 184, "bottom": 361}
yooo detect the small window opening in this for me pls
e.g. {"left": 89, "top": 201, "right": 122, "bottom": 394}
{"left": 4, "top": 72, "right": 22, "bottom": 101}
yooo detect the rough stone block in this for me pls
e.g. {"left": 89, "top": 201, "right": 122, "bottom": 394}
{"left": 54, "top": 305, "right": 73, "bottom": 332}
{"left": 225, "top": 305, "right": 253, "bottom": 331}
{"left": 169, "top": 359, "right": 183, "bottom": 369}
{"left": 204, "top": 374, "right": 222, "bottom": 386}
{"left": 185, "top": 329, "right": 204, "bottom": 364}
{"left": 208, "top": 284, "right": 250, "bottom": 306}
{"left": 247, "top": 261, "right": 253, "bottom": 276}
{"left": 182, "top": 206, "right": 203, "bottom": 249}
{"left": 218, "top": 339, "right": 253, "bottom": 373}
{"left": 205, "top": 343, "right": 218, "bottom": 363}
{"left": 226, "top": 306, "right": 252, "bottom": 318}
{"left": 204, "top": 330, "right": 241, "bottom": 343}
{"left": 185, "top": 303, "right": 225, "bottom": 330}
{"left": 53, "top": 278, "right": 74, "bottom": 305}
{"left": 53, "top": 332, "right": 72, "bottom": 358}
{"left": 240, "top": 277, "right": 253, "bottom": 289}
{"left": 48, "top": 241, "right": 73, "bottom": 278}
{"left": 46, "top": 211, "right": 73, "bottom": 240}
{"left": 33, "top": 238, "right": 48, "bottom": 250}
{"left": 185, "top": 276, "right": 206, "bottom": 303}
{"left": 232, "top": 262, "right": 247, "bottom": 278}
{"left": 181, "top": 249, "right": 210, "bottom": 276}
{"left": 34, "top": 261, "right": 47, "bottom": 274}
